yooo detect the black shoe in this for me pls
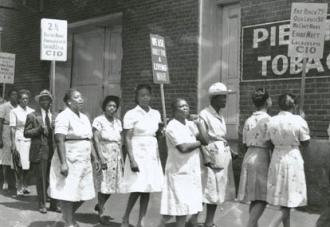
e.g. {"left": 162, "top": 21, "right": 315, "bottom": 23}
{"left": 99, "top": 216, "right": 112, "bottom": 225}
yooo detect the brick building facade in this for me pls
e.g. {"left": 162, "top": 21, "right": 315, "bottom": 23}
{"left": 0, "top": 0, "right": 329, "bottom": 138}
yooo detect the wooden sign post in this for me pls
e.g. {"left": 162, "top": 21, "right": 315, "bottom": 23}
{"left": 150, "top": 34, "right": 170, "bottom": 126}
{"left": 288, "top": 3, "right": 328, "bottom": 111}
{"left": 40, "top": 18, "right": 67, "bottom": 204}
{"left": 40, "top": 18, "right": 68, "bottom": 113}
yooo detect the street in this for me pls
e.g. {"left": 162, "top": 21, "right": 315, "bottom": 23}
{"left": 0, "top": 186, "right": 320, "bottom": 227}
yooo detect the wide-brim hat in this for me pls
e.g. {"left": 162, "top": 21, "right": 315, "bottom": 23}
{"left": 35, "top": 89, "right": 53, "bottom": 103}
{"left": 208, "top": 82, "right": 233, "bottom": 97}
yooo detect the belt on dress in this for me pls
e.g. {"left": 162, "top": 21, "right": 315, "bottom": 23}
{"left": 248, "top": 145, "right": 268, "bottom": 149}
{"left": 274, "top": 145, "right": 299, "bottom": 149}
{"left": 2, "top": 121, "right": 9, "bottom": 125}
{"left": 65, "top": 138, "right": 90, "bottom": 141}
{"left": 133, "top": 135, "right": 156, "bottom": 138}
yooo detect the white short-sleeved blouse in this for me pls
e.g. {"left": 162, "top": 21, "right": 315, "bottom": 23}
{"left": 266, "top": 111, "right": 310, "bottom": 146}
{"left": 123, "top": 105, "right": 161, "bottom": 136}
{"left": 9, "top": 105, "right": 34, "bottom": 140}
{"left": 243, "top": 111, "right": 271, "bottom": 148}
{"left": 55, "top": 108, "right": 92, "bottom": 139}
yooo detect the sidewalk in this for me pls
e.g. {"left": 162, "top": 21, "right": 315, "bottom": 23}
{"left": 0, "top": 187, "right": 320, "bottom": 227}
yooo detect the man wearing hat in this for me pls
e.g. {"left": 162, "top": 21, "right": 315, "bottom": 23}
{"left": 24, "top": 89, "right": 59, "bottom": 213}
{"left": 198, "top": 82, "right": 236, "bottom": 227}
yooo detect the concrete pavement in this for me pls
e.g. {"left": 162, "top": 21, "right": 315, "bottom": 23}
{"left": 0, "top": 186, "right": 321, "bottom": 227}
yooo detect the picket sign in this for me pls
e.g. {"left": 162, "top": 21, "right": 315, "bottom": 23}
{"left": 150, "top": 34, "right": 170, "bottom": 127}
{"left": 288, "top": 3, "right": 328, "bottom": 110}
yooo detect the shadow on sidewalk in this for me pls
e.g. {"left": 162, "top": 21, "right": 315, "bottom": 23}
{"left": 0, "top": 197, "right": 39, "bottom": 212}
{"left": 27, "top": 221, "right": 64, "bottom": 227}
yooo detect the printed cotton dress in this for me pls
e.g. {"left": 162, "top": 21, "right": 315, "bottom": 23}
{"left": 93, "top": 115, "right": 123, "bottom": 194}
{"left": 0, "top": 102, "right": 15, "bottom": 166}
{"left": 160, "top": 119, "right": 203, "bottom": 216}
{"left": 266, "top": 111, "right": 310, "bottom": 208}
{"left": 238, "top": 111, "right": 271, "bottom": 202}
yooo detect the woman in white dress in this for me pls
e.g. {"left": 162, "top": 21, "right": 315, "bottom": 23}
{"left": 10, "top": 89, "right": 34, "bottom": 196}
{"left": 198, "top": 82, "right": 236, "bottom": 227}
{"left": 121, "top": 84, "right": 164, "bottom": 227}
{"left": 159, "top": 98, "right": 207, "bottom": 227}
{"left": 49, "top": 89, "right": 100, "bottom": 227}
{"left": 0, "top": 89, "right": 18, "bottom": 190}
{"left": 237, "top": 88, "right": 272, "bottom": 227}
{"left": 93, "top": 95, "right": 123, "bottom": 225}
{"left": 266, "top": 93, "right": 310, "bottom": 227}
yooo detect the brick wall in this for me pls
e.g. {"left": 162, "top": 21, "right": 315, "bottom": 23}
{"left": 241, "top": 0, "right": 330, "bottom": 138}
{"left": 41, "top": 0, "right": 200, "bottom": 116}
{"left": 0, "top": 0, "right": 49, "bottom": 107}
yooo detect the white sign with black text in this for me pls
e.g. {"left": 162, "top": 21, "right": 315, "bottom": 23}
{"left": 0, "top": 52, "right": 15, "bottom": 84}
{"left": 40, "top": 18, "right": 67, "bottom": 61}
{"left": 288, "top": 3, "right": 328, "bottom": 58}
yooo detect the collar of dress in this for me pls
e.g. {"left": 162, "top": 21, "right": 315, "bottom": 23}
{"left": 253, "top": 110, "right": 267, "bottom": 116}
{"left": 18, "top": 105, "right": 29, "bottom": 112}
{"left": 135, "top": 105, "right": 151, "bottom": 114}
{"left": 65, "top": 107, "right": 84, "bottom": 121}
{"left": 207, "top": 105, "right": 223, "bottom": 121}
{"left": 278, "top": 111, "right": 293, "bottom": 116}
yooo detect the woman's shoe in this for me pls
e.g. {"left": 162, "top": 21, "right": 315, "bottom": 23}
{"left": 22, "top": 187, "right": 30, "bottom": 194}
{"left": 16, "top": 189, "right": 24, "bottom": 196}
{"left": 2, "top": 182, "right": 8, "bottom": 190}
{"left": 94, "top": 204, "right": 113, "bottom": 220}
{"left": 99, "top": 216, "right": 112, "bottom": 225}
{"left": 94, "top": 204, "right": 100, "bottom": 212}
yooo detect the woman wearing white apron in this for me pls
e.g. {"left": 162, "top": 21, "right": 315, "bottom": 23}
{"left": 10, "top": 89, "right": 34, "bottom": 196}
{"left": 198, "top": 83, "right": 236, "bottom": 227}
{"left": 237, "top": 88, "right": 272, "bottom": 227}
{"left": 121, "top": 84, "right": 164, "bottom": 227}
{"left": 49, "top": 89, "right": 99, "bottom": 227}
{"left": 159, "top": 98, "right": 207, "bottom": 227}
{"left": 266, "top": 93, "right": 310, "bottom": 227}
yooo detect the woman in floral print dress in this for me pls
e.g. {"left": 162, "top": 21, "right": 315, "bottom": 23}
{"left": 266, "top": 93, "right": 310, "bottom": 227}
{"left": 238, "top": 88, "right": 272, "bottom": 227}
{"left": 93, "top": 95, "right": 123, "bottom": 225}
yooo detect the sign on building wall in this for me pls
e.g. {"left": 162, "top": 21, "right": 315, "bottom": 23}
{"left": 241, "top": 16, "right": 330, "bottom": 81}
{"left": 0, "top": 52, "right": 15, "bottom": 84}
{"left": 40, "top": 18, "right": 67, "bottom": 61}
{"left": 288, "top": 3, "right": 328, "bottom": 58}
{"left": 150, "top": 34, "right": 170, "bottom": 84}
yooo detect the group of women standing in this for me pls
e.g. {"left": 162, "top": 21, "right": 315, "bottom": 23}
{"left": 45, "top": 83, "right": 237, "bottom": 227}
{"left": 0, "top": 82, "right": 311, "bottom": 227}
{"left": 238, "top": 89, "right": 310, "bottom": 227}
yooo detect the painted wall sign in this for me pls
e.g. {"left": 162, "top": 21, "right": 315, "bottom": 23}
{"left": 241, "top": 17, "right": 330, "bottom": 81}
{"left": 150, "top": 34, "right": 170, "bottom": 84}
{"left": 288, "top": 3, "right": 328, "bottom": 58}
{"left": 0, "top": 52, "right": 15, "bottom": 84}
{"left": 40, "top": 18, "right": 67, "bottom": 61}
